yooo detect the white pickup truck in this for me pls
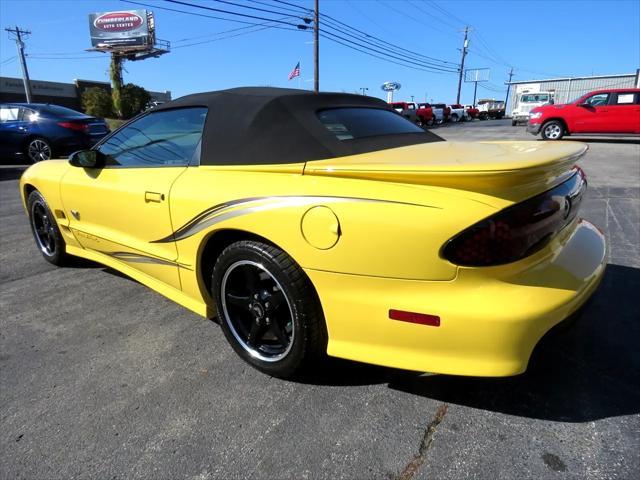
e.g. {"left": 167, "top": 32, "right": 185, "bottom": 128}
{"left": 511, "top": 92, "right": 554, "bottom": 125}
{"left": 448, "top": 104, "right": 469, "bottom": 122}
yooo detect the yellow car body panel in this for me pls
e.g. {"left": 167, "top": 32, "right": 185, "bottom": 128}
{"left": 20, "top": 139, "right": 606, "bottom": 377}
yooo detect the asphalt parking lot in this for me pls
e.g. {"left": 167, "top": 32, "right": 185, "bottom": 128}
{"left": 1, "top": 120, "right": 639, "bottom": 480}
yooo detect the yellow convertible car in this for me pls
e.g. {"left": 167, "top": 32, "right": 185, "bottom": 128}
{"left": 20, "top": 88, "right": 606, "bottom": 378}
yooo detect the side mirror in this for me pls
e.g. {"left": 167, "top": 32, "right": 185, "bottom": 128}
{"left": 69, "top": 150, "right": 100, "bottom": 168}
{"left": 577, "top": 102, "right": 589, "bottom": 108}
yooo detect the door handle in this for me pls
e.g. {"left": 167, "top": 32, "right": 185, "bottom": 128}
{"left": 144, "top": 191, "right": 165, "bottom": 203}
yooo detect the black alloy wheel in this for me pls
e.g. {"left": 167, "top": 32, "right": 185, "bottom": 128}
{"left": 27, "top": 190, "right": 68, "bottom": 265}
{"left": 26, "top": 137, "right": 52, "bottom": 163}
{"left": 212, "top": 240, "right": 326, "bottom": 378}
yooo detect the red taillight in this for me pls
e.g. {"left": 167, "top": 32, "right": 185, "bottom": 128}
{"left": 442, "top": 168, "right": 586, "bottom": 267}
{"left": 389, "top": 309, "right": 440, "bottom": 327}
{"left": 58, "top": 121, "right": 88, "bottom": 132}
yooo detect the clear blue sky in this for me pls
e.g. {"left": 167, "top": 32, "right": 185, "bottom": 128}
{"left": 1, "top": 0, "right": 638, "bottom": 104}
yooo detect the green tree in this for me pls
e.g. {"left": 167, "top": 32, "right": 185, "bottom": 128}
{"left": 81, "top": 87, "right": 113, "bottom": 118}
{"left": 120, "top": 83, "right": 152, "bottom": 119}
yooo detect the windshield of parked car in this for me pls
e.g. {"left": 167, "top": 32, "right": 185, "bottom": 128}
{"left": 317, "top": 108, "right": 425, "bottom": 141}
{"left": 39, "top": 105, "right": 86, "bottom": 117}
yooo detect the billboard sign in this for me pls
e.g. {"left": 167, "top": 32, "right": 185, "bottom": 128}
{"left": 88, "top": 10, "right": 151, "bottom": 48}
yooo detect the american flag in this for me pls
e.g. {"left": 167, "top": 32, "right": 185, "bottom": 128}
{"left": 288, "top": 62, "right": 300, "bottom": 80}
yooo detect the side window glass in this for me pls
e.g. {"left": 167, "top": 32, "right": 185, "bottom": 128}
{"left": 98, "top": 107, "right": 208, "bottom": 167}
{"left": 614, "top": 93, "right": 635, "bottom": 105}
{"left": 585, "top": 93, "right": 609, "bottom": 107}
{"left": 21, "top": 108, "right": 38, "bottom": 122}
{"left": 0, "top": 106, "right": 20, "bottom": 122}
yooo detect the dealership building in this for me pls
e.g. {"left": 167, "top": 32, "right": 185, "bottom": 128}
{"left": 506, "top": 70, "right": 640, "bottom": 113}
{"left": 0, "top": 76, "right": 171, "bottom": 111}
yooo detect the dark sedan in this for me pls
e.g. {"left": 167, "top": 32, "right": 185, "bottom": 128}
{"left": 0, "top": 103, "right": 109, "bottom": 163}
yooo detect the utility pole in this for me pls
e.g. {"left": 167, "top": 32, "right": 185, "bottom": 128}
{"left": 359, "top": 87, "right": 368, "bottom": 96}
{"left": 5, "top": 26, "right": 33, "bottom": 103}
{"left": 313, "top": 0, "right": 319, "bottom": 93}
{"left": 455, "top": 26, "right": 469, "bottom": 104}
{"left": 504, "top": 67, "right": 515, "bottom": 109}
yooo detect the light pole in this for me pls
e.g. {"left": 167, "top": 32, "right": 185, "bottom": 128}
{"left": 359, "top": 87, "right": 368, "bottom": 96}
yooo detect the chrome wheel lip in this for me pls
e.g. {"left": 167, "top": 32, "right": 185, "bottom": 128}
{"left": 221, "top": 260, "right": 295, "bottom": 362}
{"left": 28, "top": 139, "right": 51, "bottom": 162}
{"left": 31, "top": 201, "right": 56, "bottom": 256}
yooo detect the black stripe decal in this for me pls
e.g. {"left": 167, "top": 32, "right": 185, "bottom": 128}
{"left": 153, "top": 195, "right": 436, "bottom": 244}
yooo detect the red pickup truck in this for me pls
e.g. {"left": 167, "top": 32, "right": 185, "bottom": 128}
{"left": 527, "top": 88, "right": 640, "bottom": 140}
{"left": 389, "top": 101, "right": 434, "bottom": 127}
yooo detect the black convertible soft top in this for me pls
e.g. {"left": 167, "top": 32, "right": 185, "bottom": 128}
{"left": 154, "top": 87, "right": 443, "bottom": 165}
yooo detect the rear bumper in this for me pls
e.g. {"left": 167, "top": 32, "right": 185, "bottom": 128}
{"left": 307, "top": 219, "right": 606, "bottom": 377}
{"left": 527, "top": 122, "right": 542, "bottom": 135}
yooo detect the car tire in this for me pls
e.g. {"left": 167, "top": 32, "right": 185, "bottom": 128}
{"left": 451, "top": 113, "right": 459, "bottom": 122}
{"left": 27, "top": 190, "right": 69, "bottom": 266}
{"left": 26, "top": 137, "right": 53, "bottom": 163}
{"left": 541, "top": 120, "right": 565, "bottom": 140}
{"left": 512, "top": 120, "right": 517, "bottom": 126}
{"left": 212, "top": 240, "right": 327, "bottom": 378}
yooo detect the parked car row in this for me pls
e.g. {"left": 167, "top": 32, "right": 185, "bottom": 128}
{"left": 0, "top": 103, "right": 110, "bottom": 164}
{"left": 390, "top": 100, "right": 501, "bottom": 128}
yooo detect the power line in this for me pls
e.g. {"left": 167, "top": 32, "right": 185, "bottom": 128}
{"left": 206, "top": 0, "right": 311, "bottom": 21}
{"left": 320, "top": 22, "right": 457, "bottom": 71}
{"left": 173, "top": 23, "right": 285, "bottom": 49}
{"left": 27, "top": 55, "right": 107, "bottom": 60}
{"left": 271, "top": 0, "right": 312, "bottom": 13}
{"left": 164, "top": 0, "right": 307, "bottom": 27}
{"left": 427, "top": 1, "right": 468, "bottom": 28}
{"left": 1, "top": 55, "right": 18, "bottom": 65}
{"left": 246, "top": 0, "right": 310, "bottom": 15}
{"left": 172, "top": 16, "right": 297, "bottom": 44}
{"left": 406, "top": 0, "right": 461, "bottom": 31}
{"left": 321, "top": 29, "right": 457, "bottom": 73}
{"left": 321, "top": 33, "right": 454, "bottom": 75}
{"left": 376, "top": 0, "right": 459, "bottom": 38}
{"left": 345, "top": 0, "right": 400, "bottom": 40}
{"left": 321, "top": 11, "right": 459, "bottom": 66}
{"left": 121, "top": 0, "right": 302, "bottom": 31}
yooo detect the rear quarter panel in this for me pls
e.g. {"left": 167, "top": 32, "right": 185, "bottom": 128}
{"left": 168, "top": 165, "right": 500, "bottom": 306}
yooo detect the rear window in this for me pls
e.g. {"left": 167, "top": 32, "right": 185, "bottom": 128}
{"left": 317, "top": 108, "right": 424, "bottom": 141}
{"left": 39, "top": 105, "right": 85, "bottom": 117}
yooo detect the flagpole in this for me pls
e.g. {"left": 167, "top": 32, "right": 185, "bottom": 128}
{"left": 298, "top": 59, "right": 302, "bottom": 90}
